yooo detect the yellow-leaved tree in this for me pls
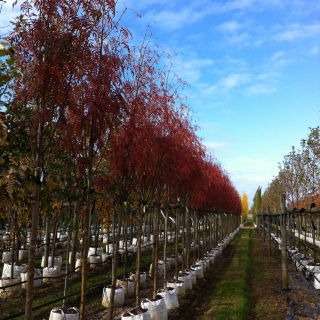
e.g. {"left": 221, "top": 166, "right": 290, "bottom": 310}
{"left": 241, "top": 192, "right": 249, "bottom": 222}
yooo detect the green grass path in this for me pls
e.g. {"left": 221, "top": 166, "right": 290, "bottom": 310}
{"left": 200, "top": 228, "right": 253, "bottom": 320}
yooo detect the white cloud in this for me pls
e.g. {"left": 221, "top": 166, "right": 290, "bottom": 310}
{"left": 142, "top": 7, "right": 205, "bottom": 30}
{"left": 270, "top": 51, "right": 285, "bottom": 61}
{"left": 246, "top": 84, "right": 277, "bottom": 95}
{"left": 217, "top": 20, "right": 244, "bottom": 33}
{"left": 310, "top": 46, "right": 319, "bottom": 55}
{"left": 225, "top": 32, "right": 251, "bottom": 45}
{"left": 172, "top": 57, "right": 214, "bottom": 82}
{"left": 220, "top": 73, "right": 251, "bottom": 89}
{"left": 204, "top": 141, "right": 230, "bottom": 149}
{"left": 267, "top": 51, "right": 294, "bottom": 69}
{"left": 203, "top": 85, "right": 218, "bottom": 95}
{"left": 272, "top": 23, "right": 320, "bottom": 42}
{"left": 220, "top": 0, "right": 257, "bottom": 12}
{"left": 256, "top": 72, "right": 278, "bottom": 80}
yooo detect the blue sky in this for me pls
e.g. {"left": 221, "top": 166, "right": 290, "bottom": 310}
{"left": 117, "top": 0, "right": 320, "bottom": 204}
{"left": 1, "top": 0, "right": 320, "bottom": 204}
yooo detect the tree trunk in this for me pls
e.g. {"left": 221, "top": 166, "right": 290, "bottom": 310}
{"left": 44, "top": 215, "right": 51, "bottom": 268}
{"left": 70, "top": 202, "right": 78, "bottom": 272}
{"left": 25, "top": 175, "right": 41, "bottom": 319}
{"left": 280, "top": 194, "right": 289, "bottom": 290}
{"left": 135, "top": 206, "right": 143, "bottom": 306}
{"left": 80, "top": 190, "right": 92, "bottom": 318}
{"left": 107, "top": 203, "right": 123, "bottom": 320}
{"left": 163, "top": 209, "right": 168, "bottom": 289}
{"left": 175, "top": 209, "right": 179, "bottom": 279}
{"left": 153, "top": 206, "right": 159, "bottom": 298}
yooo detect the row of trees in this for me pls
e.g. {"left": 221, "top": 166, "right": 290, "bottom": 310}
{"left": 255, "top": 126, "right": 320, "bottom": 213}
{"left": 0, "top": 0, "right": 241, "bottom": 318}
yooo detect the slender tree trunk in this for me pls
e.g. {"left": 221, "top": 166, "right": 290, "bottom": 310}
{"left": 209, "top": 214, "right": 212, "bottom": 249}
{"left": 44, "top": 215, "right": 51, "bottom": 268}
{"left": 25, "top": 175, "right": 41, "bottom": 319}
{"left": 80, "top": 190, "right": 92, "bottom": 318}
{"left": 163, "top": 209, "right": 168, "bottom": 289}
{"left": 124, "top": 220, "right": 127, "bottom": 277}
{"left": 70, "top": 202, "right": 78, "bottom": 272}
{"left": 181, "top": 209, "right": 185, "bottom": 272}
{"left": 268, "top": 208, "right": 272, "bottom": 256}
{"left": 187, "top": 208, "right": 191, "bottom": 267}
{"left": 107, "top": 203, "right": 123, "bottom": 320}
{"left": 136, "top": 205, "right": 143, "bottom": 306}
{"left": 175, "top": 209, "right": 179, "bottom": 279}
{"left": 280, "top": 194, "right": 289, "bottom": 290}
{"left": 9, "top": 207, "right": 15, "bottom": 280}
{"left": 153, "top": 205, "right": 159, "bottom": 298}
{"left": 51, "top": 220, "right": 59, "bottom": 268}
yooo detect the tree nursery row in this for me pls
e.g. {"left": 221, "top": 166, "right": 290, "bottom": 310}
{"left": 0, "top": 210, "right": 241, "bottom": 319}
{"left": 0, "top": 0, "right": 242, "bottom": 319}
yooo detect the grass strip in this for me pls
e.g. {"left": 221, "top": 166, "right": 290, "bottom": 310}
{"left": 201, "top": 228, "right": 253, "bottom": 320}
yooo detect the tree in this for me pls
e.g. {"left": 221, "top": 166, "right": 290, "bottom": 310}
{"left": 241, "top": 192, "right": 249, "bottom": 221}
{"left": 252, "top": 186, "right": 262, "bottom": 218}
{"left": 7, "top": 0, "right": 127, "bottom": 317}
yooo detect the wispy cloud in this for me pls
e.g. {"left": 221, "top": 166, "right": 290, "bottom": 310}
{"left": 217, "top": 20, "right": 244, "bottom": 33}
{"left": 172, "top": 57, "right": 214, "bottom": 82}
{"left": 203, "top": 85, "right": 218, "bottom": 95}
{"left": 246, "top": 84, "right": 277, "bottom": 95}
{"left": 267, "top": 51, "right": 294, "bottom": 68}
{"left": 220, "top": 73, "right": 251, "bottom": 89}
{"left": 272, "top": 23, "right": 320, "bottom": 41}
{"left": 225, "top": 32, "right": 251, "bottom": 46}
{"left": 204, "top": 141, "right": 230, "bottom": 149}
{"left": 310, "top": 46, "right": 319, "bottom": 55}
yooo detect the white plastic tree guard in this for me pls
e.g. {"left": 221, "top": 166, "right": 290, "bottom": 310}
{"left": 68, "top": 252, "right": 81, "bottom": 264}
{"left": 43, "top": 266, "right": 61, "bottom": 283}
{"left": 121, "top": 306, "right": 151, "bottom": 320}
{"left": 102, "top": 286, "right": 125, "bottom": 308}
{"left": 49, "top": 307, "right": 79, "bottom": 320}
{"left": 200, "top": 259, "right": 207, "bottom": 273}
{"left": 41, "top": 256, "right": 62, "bottom": 268}
{"left": 0, "top": 277, "right": 22, "bottom": 297}
{"left": 207, "top": 253, "right": 215, "bottom": 266}
{"left": 116, "top": 278, "right": 135, "bottom": 298}
{"left": 89, "top": 254, "right": 102, "bottom": 269}
{"left": 75, "top": 259, "right": 82, "bottom": 271}
{"left": 314, "top": 266, "right": 320, "bottom": 289}
{"left": 157, "top": 287, "right": 179, "bottom": 309}
{"left": 106, "top": 244, "right": 114, "bottom": 254}
{"left": 88, "top": 247, "right": 103, "bottom": 257}
{"left": 149, "top": 262, "right": 164, "bottom": 278}
{"left": 180, "top": 270, "right": 192, "bottom": 291}
{"left": 21, "top": 269, "right": 42, "bottom": 289}
{"left": 166, "top": 280, "right": 185, "bottom": 297}
{"left": 18, "top": 249, "right": 28, "bottom": 261}
{"left": 168, "top": 256, "right": 177, "bottom": 269}
{"left": 2, "top": 251, "right": 16, "bottom": 263}
{"left": 130, "top": 272, "right": 147, "bottom": 289}
{"left": 141, "top": 295, "right": 168, "bottom": 320}
{"left": 1, "top": 263, "right": 27, "bottom": 279}
{"left": 190, "top": 267, "right": 197, "bottom": 285}
{"left": 194, "top": 264, "right": 204, "bottom": 279}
